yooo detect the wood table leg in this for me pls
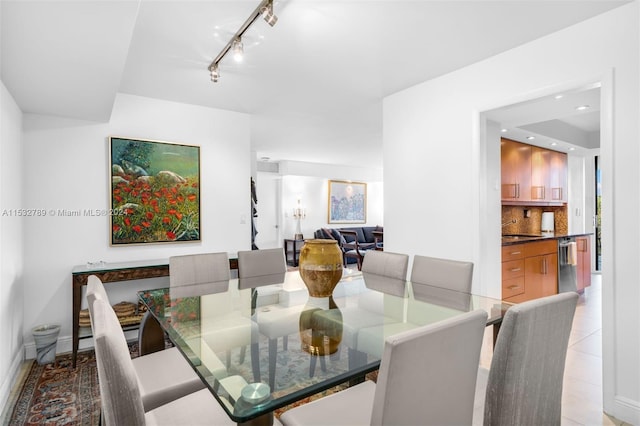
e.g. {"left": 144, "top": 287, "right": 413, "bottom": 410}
{"left": 138, "top": 311, "right": 166, "bottom": 356}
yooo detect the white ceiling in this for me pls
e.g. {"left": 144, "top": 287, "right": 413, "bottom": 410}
{"left": 1, "top": 0, "right": 626, "bottom": 167}
{"left": 485, "top": 84, "right": 602, "bottom": 154}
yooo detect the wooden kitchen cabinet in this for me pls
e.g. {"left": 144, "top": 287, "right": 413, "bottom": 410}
{"left": 548, "top": 150, "right": 568, "bottom": 202}
{"left": 501, "top": 138, "right": 531, "bottom": 202}
{"left": 502, "top": 239, "right": 558, "bottom": 303}
{"left": 576, "top": 236, "right": 592, "bottom": 292}
{"left": 530, "top": 147, "right": 568, "bottom": 203}
{"left": 501, "top": 138, "right": 567, "bottom": 205}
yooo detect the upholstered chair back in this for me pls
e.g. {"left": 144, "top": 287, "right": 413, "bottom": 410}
{"left": 91, "top": 298, "right": 146, "bottom": 426}
{"left": 237, "top": 248, "right": 286, "bottom": 289}
{"left": 371, "top": 309, "right": 488, "bottom": 425}
{"left": 411, "top": 255, "right": 474, "bottom": 294}
{"left": 169, "top": 252, "right": 230, "bottom": 287}
{"left": 482, "top": 292, "right": 578, "bottom": 425}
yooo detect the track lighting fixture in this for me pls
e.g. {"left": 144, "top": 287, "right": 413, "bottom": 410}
{"left": 208, "top": 0, "right": 278, "bottom": 83}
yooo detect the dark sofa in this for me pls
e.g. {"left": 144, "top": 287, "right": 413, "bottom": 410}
{"left": 313, "top": 226, "right": 383, "bottom": 267}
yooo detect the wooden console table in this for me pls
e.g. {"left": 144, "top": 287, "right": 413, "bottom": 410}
{"left": 71, "top": 257, "right": 238, "bottom": 368}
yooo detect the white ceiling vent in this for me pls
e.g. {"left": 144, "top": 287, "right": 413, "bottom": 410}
{"left": 257, "top": 161, "right": 279, "bottom": 173}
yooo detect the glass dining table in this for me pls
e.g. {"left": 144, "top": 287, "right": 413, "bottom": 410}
{"left": 138, "top": 269, "right": 509, "bottom": 425}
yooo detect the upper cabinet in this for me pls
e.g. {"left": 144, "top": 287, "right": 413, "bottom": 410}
{"left": 501, "top": 138, "right": 567, "bottom": 205}
{"left": 501, "top": 139, "right": 532, "bottom": 202}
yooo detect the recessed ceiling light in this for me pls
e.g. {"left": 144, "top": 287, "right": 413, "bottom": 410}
{"left": 501, "top": 128, "right": 508, "bottom": 133}
{"left": 569, "top": 147, "right": 576, "bottom": 151}
{"left": 554, "top": 94, "right": 564, "bottom": 100}
{"left": 575, "top": 105, "right": 590, "bottom": 111}
{"left": 550, "top": 142, "right": 558, "bottom": 146}
{"left": 526, "top": 136, "right": 535, "bottom": 140}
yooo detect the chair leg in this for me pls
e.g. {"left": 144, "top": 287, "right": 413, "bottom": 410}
{"left": 268, "top": 339, "right": 277, "bottom": 390}
{"left": 239, "top": 345, "right": 247, "bottom": 364}
{"left": 251, "top": 342, "right": 261, "bottom": 383}
{"left": 309, "top": 354, "right": 318, "bottom": 377}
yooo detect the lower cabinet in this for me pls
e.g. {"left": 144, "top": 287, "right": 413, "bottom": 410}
{"left": 576, "top": 236, "right": 592, "bottom": 292}
{"left": 502, "top": 240, "right": 558, "bottom": 303}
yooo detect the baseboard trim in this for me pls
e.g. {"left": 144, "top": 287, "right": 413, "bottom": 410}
{"left": 612, "top": 396, "right": 640, "bottom": 425}
{"left": 0, "top": 346, "right": 26, "bottom": 421}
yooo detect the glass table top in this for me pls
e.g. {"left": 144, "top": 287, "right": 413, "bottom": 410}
{"left": 138, "top": 269, "right": 508, "bottom": 423}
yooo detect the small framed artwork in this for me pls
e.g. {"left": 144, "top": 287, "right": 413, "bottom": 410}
{"left": 328, "top": 180, "right": 367, "bottom": 224}
{"left": 109, "top": 136, "right": 200, "bottom": 245}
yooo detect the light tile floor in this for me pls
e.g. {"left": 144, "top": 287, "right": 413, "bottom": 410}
{"left": 479, "top": 274, "right": 630, "bottom": 426}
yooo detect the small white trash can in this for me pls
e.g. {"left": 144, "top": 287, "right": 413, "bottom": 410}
{"left": 32, "top": 324, "right": 60, "bottom": 365}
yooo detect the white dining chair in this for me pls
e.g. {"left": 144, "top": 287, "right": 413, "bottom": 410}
{"left": 280, "top": 309, "right": 489, "bottom": 425}
{"left": 473, "top": 292, "right": 578, "bottom": 425}
{"left": 326, "top": 250, "right": 409, "bottom": 370}
{"left": 90, "top": 297, "right": 237, "bottom": 426}
{"left": 86, "top": 275, "right": 205, "bottom": 412}
{"left": 410, "top": 255, "right": 474, "bottom": 296}
{"left": 170, "top": 252, "right": 230, "bottom": 288}
{"left": 360, "top": 250, "right": 409, "bottom": 297}
{"left": 238, "top": 248, "right": 299, "bottom": 390}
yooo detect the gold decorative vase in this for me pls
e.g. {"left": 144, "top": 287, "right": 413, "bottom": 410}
{"left": 298, "top": 239, "right": 343, "bottom": 297}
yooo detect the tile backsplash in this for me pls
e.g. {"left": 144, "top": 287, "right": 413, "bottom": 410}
{"left": 501, "top": 205, "right": 568, "bottom": 235}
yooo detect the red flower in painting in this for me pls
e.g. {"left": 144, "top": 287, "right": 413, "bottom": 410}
{"left": 187, "top": 194, "right": 197, "bottom": 202}
{"left": 169, "top": 199, "right": 177, "bottom": 205}
{"left": 132, "top": 225, "right": 142, "bottom": 233}
{"left": 141, "top": 221, "right": 151, "bottom": 228}
{"left": 163, "top": 217, "right": 171, "bottom": 224}
{"left": 168, "top": 209, "right": 177, "bottom": 215}
{"left": 114, "top": 195, "right": 122, "bottom": 203}
{"left": 124, "top": 217, "right": 131, "bottom": 227}
{"left": 166, "top": 231, "right": 176, "bottom": 240}
{"left": 146, "top": 212, "right": 154, "bottom": 220}
{"left": 112, "top": 224, "right": 120, "bottom": 232}
{"left": 175, "top": 212, "right": 183, "bottom": 221}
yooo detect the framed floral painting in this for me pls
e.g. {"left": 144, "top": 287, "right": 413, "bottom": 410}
{"left": 328, "top": 180, "right": 366, "bottom": 224}
{"left": 109, "top": 137, "right": 200, "bottom": 245}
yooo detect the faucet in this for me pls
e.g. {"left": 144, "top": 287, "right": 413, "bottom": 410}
{"left": 502, "top": 218, "right": 517, "bottom": 227}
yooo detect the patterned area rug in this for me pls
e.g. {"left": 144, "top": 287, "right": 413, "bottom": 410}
{"left": 6, "top": 340, "right": 376, "bottom": 425}
{"left": 7, "top": 349, "right": 103, "bottom": 426}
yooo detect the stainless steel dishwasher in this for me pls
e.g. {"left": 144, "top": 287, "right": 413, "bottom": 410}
{"left": 558, "top": 236, "right": 578, "bottom": 293}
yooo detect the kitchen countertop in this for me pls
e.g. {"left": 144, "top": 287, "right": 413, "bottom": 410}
{"left": 502, "top": 232, "right": 593, "bottom": 246}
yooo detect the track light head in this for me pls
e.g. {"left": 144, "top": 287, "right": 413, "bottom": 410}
{"left": 261, "top": 1, "right": 278, "bottom": 27}
{"left": 210, "top": 64, "right": 220, "bottom": 82}
{"left": 232, "top": 38, "right": 244, "bottom": 62}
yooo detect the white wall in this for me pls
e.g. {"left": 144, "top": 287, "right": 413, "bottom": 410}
{"left": 384, "top": 4, "right": 638, "bottom": 423}
{"left": 0, "top": 81, "right": 25, "bottom": 409}
{"left": 21, "top": 93, "right": 251, "bottom": 356}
